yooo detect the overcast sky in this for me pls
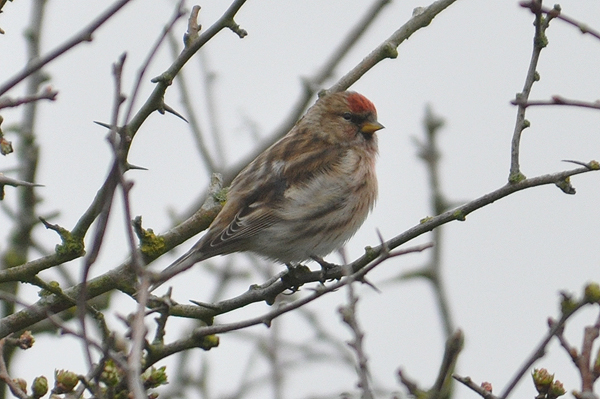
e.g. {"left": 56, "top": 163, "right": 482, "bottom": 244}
{"left": 1, "top": 1, "right": 599, "bottom": 398}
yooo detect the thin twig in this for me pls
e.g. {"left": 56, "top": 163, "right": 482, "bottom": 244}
{"left": 0, "top": 174, "right": 43, "bottom": 188}
{"left": 0, "top": 1, "right": 49, "bottom": 390}
{"left": 0, "top": 0, "right": 134, "bottom": 96}
{"left": 198, "top": 53, "right": 227, "bottom": 168}
{"left": 0, "top": 163, "right": 597, "bottom": 338}
{"left": 519, "top": 1, "right": 600, "bottom": 41}
{"left": 167, "top": 31, "right": 218, "bottom": 173}
{"left": 144, "top": 244, "right": 433, "bottom": 367}
{"left": 122, "top": 0, "right": 187, "bottom": 125}
{"left": 339, "top": 283, "right": 373, "bottom": 399}
{"left": 128, "top": 276, "right": 150, "bottom": 399}
{"left": 77, "top": 53, "right": 128, "bottom": 373}
{"left": 509, "top": 1, "right": 560, "bottom": 182}
{"left": 0, "top": 88, "right": 58, "bottom": 109}
{"left": 453, "top": 375, "right": 499, "bottom": 399}
{"left": 512, "top": 95, "right": 600, "bottom": 110}
{"left": 0, "top": 339, "right": 28, "bottom": 399}
{"left": 500, "top": 301, "right": 587, "bottom": 398}
{"left": 402, "top": 106, "right": 454, "bottom": 338}
{"left": 328, "top": 0, "right": 458, "bottom": 94}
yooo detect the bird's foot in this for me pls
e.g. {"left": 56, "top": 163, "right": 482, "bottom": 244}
{"left": 281, "top": 263, "right": 311, "bottom": 293}
{"left": 310, "top": 256, "right": 342, "bottom": 283}
{"left": 311, "top": 256, "right": 337, "bottom": 271}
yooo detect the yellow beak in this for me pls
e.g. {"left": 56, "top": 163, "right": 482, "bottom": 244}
{"left": 360, "top": 121, "right": 385, "bottom": 134}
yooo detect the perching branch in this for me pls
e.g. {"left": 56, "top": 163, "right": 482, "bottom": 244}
{"left": 143, "top": 244, "right": 433, "bottom": 368}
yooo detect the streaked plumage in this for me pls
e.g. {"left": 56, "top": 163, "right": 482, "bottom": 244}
{"left": 152, "top": 91, "right": 384, "bottom": 289}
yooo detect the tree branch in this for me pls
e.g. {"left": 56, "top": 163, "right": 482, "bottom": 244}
{"left": 0, "top": 0, "right": 134, "bottom": 96}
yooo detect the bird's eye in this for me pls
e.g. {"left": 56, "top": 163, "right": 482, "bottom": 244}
{"left": 342, "top": 112, "right": 353, "bottom": 121}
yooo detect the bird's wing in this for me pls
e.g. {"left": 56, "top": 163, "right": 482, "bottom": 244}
{"left": 206, "top": 201, "right": 282, "bottom": 250}
{"left": 196, "top": 131, "right": 350, "bottom": 254}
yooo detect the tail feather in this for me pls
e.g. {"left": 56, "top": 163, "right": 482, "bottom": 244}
{"left": 149, "top": 249, "right": 203, "bottom": 292}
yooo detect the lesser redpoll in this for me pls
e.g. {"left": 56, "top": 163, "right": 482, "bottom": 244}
{"left": 152, "top": 91, "right": 384, "bottom": 289}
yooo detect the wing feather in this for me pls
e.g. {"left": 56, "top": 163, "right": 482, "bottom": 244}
{"left": 194, "top": 124, "right": 351, "bottom": 257}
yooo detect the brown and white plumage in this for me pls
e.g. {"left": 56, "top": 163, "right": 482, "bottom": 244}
{"left": 152, "top": 91, "right": 384, "bottom": 289}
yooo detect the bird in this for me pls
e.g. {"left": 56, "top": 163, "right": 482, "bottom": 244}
{"left": 151, "top": 90, "right": 384, "bottom": 290}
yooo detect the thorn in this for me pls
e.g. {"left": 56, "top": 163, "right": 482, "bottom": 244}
{"left": 0, "top": 173, "right": 44, "bottom": 188}
{"left": 126, "top": 162, "right": 148, "bottom": 171}
{"left": 375, "top": 228, "right": 390, "bottom": 256}
{"left": 93, "top": 121, "right": 113, "bottom": 130}
{"left": 359, "top": 276, "right": 382, "bottom": 293}
{"left": 162, "top": 103, "right": 188, "bottom": 123}
{"left": 39, "top": 216, "right": 63, "bottom": 234}
{"left": 562, "top": 159, "right": 591, "bottom": 168}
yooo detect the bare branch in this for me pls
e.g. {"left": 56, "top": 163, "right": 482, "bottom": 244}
{"left": 0, "top": 0, "right": 134, "bottom": 96}
{"left": 520, "top": 1, "right": 600, "bottom": 41}
{"left": 512, "top": 95, "right": 600, "bottom": 110}
{"left": 509, "top": 2, "right": 561, "bottom": 183}
{"left": 500, "top": 300, "right": 587, "bottom": 398}
{"left": 144, "top": 244, "right": 433, "bottom": 367}
{"left": 453, "top": 375, "right": 499, "bottom": 399}
{"left": 0, "top": 340, "right": 28, "bottom": 399}
{"left": 327, "top": 0, "right": 458, "bottom": 94}
{"left": 339, "top": 283, "right": 373, "bottom": 399}
{"left": 122, "top": 0, "right": 187, "bottom": 125}
{"left": 0, "top": 87, "right": 58, "bottom": 110}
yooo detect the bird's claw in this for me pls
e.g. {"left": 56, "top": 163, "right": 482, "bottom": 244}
{"left": 311, "top": 256, "right": 337, "bottom": 271}
{"left": 281, "top": 263, "right": 311, "bottom": 293}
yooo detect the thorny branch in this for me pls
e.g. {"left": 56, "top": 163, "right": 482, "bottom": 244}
{"left": 121, "top": 0, "right": 187, "bottom": 125}
{"left": 0, "top": 1, "right": 599, "bottom": 397}
{"left": 0, "top": 162, "right": 597, "bottom": 339}
{"left": 144, "top": 244, "right": 434, "bottom": 368}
